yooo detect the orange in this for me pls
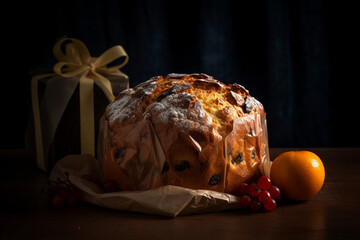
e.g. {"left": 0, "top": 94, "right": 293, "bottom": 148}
{"left": 270, "top": 151, "right": 325, "bottom": 201}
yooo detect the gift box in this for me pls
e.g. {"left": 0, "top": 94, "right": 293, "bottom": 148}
{"left": 28, "top": 37, "right": 129, "bottom": 172}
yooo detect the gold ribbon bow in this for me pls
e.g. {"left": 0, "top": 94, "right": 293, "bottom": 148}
{"left": 31, "top": 37, "right": 129, "bottom": 171}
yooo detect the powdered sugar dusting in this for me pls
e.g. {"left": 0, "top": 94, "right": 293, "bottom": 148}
{"left": 106, "top": 73, "right": 263, "bottom": 138}
{"left": 107, "top": 81, "right": 157, "bottom": 126}
{"left": 107, "top": 93, "right": 141, "bottom": 125}
{"left": 107, "top": 78, "right": 213, "bottom": 134}
{"left": 145, "top": 92, "right": 214, "bottom": 137}
{"left": 245, "top": 96, "right": 263, "bottom": 113}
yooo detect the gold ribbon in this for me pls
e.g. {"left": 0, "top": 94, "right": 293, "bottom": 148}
{"left": 31, "top": 37, "right": 128, "bottom": 171}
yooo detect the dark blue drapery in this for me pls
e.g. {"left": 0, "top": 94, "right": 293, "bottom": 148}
{"left": 2, "top": 0, "right": 358, "bottom": 148}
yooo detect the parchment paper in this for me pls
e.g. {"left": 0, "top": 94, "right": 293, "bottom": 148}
{"left": 49, "top": 154, "right": 245, "bottom": 217}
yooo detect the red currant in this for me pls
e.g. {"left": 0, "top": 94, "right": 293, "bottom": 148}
{"left": 81, "top": 174, "right": 93, "bottom": 182}
{"left": 238, "top": 183, "right": 248, "bottom": 196}
{"left": 248, "top": 183, "right": 261, "bottom": 197}
{"left": 250, "top": 199, "right": 262, "bottom": 212}
{"left": 268, "top": 185, "right": 281, "bottom": 200}
{"left": 257, "top": 176, "right": 272, "bottom": 190}
{"left": 102, "top": 180, "right": 119, "bottom": 193}
{"left": 264, "top": 198, "right": 277, "bottom": 211}
{"left": 239, "top": 195, "right": 251, "bottom": 208}
{"left": 52, "top": 195, "right": 65, "bottom": 208}
{"left": 258, "top": 190, "right": 271, "bottom": 203}
{"left": 58, "top": 187, "right": 70, "bottom": 199}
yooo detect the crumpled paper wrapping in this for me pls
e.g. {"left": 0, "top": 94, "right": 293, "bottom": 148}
{"left": 99, "top": 109, "right": 270, "bottom": 193}
{"left": 49, "top": 154, "right": 247, "bottom": 217}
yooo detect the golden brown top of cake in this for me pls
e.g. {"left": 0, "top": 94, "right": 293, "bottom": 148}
{"left": 105, "top": 73, "right": 263, "bottom": 139}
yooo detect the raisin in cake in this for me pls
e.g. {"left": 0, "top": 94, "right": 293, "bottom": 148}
{"left": 99, "top": 73, "right": 268, "bottom": 194}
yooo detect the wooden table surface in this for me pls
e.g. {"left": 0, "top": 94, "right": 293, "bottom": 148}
{"left": 1, "top": 148, "right": 359, "bottom": 239}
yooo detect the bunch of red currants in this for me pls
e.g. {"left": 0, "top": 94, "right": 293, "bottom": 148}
{"left": 47, "top": 172, "right": 80, "bottom": 208}
{"left": 238, "top": 176, "right": 281, "bottom": 212}
{"left": 47, "top": 173, "right": 120, "bottom": 208}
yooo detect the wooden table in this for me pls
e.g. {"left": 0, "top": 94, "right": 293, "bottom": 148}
{"left": 1, "top": 148, "right": 359, "bottom": 239}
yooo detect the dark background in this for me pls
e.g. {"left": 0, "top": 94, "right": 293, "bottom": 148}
{"left": 1, "top": 0, "right": 359, "bottom": 149}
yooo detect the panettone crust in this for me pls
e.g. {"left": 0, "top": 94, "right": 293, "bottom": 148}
{"left": 101, "top": 73, "right": 266, "bottom": 194}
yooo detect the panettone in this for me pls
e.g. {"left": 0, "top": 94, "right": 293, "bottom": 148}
{"left": 99, "top": 73, "right": 268, "bottom": 195}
